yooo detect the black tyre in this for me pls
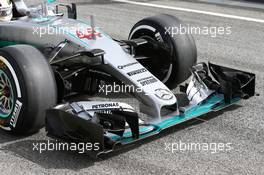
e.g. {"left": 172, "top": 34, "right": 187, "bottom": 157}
{"left": 129, "top": 14, "right": 197, "bottom": 89}
{"left": 0, "top": 45, "right": 57, "bottom": 134}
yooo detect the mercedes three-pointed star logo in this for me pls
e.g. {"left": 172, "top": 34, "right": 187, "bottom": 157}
{"left": 154, "top": 88, "right": 174, "bottom": 100}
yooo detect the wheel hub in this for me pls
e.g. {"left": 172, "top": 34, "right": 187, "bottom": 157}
{"left": 2, "top": 86, "right": 10, "bottom": 97}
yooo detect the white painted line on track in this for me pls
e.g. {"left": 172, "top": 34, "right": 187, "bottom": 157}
{"left": 112, "top": 0, "right": 264, "bottom": 23}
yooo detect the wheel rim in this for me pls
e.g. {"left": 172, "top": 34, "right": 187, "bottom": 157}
{"left": 0, "top": 70, "right": 14, "bottom": 117}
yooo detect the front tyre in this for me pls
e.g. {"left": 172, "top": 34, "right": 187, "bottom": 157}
{"left": 0, "top": 45, "right": 57, "bottom": 134}
{"left": 129, "top": 14, "right": 197, "bottom": 89}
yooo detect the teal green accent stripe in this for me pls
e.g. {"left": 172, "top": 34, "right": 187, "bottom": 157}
{"left": 0, "top": 41, "right": 18, "bottom": 47}
{"left": 47, "top": 0, "right": 56, "bottom": 3}
{"left": 0, "top": 40, "right": 42, "bottom": 49}
{"left": 110, "top": 94, "right": 240, "bottom": 144}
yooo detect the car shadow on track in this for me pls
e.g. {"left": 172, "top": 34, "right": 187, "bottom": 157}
{"left": 0, "top": 130, "right": 31, "bottom": 144}
{"left": 1, "top": 139, "right": 96, "bottom": 169}
{"left": 0, "top": 104, "right": 241, "bottom": 170}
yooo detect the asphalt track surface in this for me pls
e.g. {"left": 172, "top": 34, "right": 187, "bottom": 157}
{"left": 0, "top": 0, "right": 264, "bottom": 174}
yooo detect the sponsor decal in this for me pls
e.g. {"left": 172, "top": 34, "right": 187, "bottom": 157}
{"left": 117, "top": 62, "right": 139, "bottom": 69}
{"left": 9, "top": 100, "right": 22, "bottom": 127}
{"left": 155, "top": 32, "right": 164, "bottom": 42}
{"left": 155, "top": 88, "right": 174, "bottom": 100}
{"left": 95, "top": 110, "right": 113, "bottom": 115}
{"left": 92, "top": 103, "right": 119, "bottom": 109}
{"left": 127, "top": 68, "right": 147, "bottom": 76}
{"left": 76, "top": 27, "right": 102, "bottom": 40}
{"left": 137, "top": 76, "right": 158, "bottom": 86}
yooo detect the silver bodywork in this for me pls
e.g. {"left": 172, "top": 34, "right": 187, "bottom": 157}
{"left": 0, "top": 7, "right": 178, "bottom": 120}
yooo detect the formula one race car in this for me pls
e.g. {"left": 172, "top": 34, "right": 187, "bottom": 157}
{"left": 0, "top": 0, "right": 255, "bottom": 157}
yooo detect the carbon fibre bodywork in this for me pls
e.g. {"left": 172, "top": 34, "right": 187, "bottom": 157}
{"left": 0, "top": 12, "right": 177, "bottom": 119}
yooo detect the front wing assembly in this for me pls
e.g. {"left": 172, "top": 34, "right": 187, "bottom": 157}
{"left": 46, "top": 63, "right": 255, "bottom": 157}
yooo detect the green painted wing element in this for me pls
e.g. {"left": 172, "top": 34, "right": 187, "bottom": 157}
{"left": 109, "top": 93, "right": 240, "bottom": 144}
{"left": 47, "top": 0, "right": 56, "bottom": 3}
